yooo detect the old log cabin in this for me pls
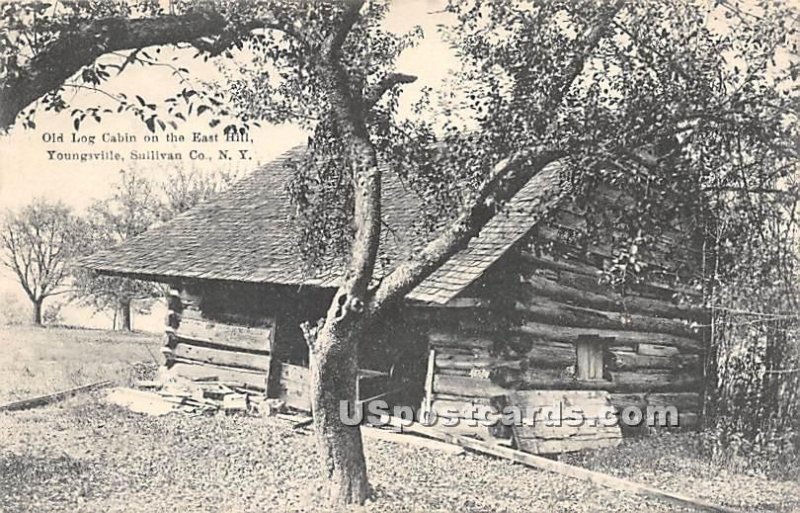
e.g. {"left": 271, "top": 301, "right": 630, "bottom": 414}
{"left": 82, "top": 146, "right": 708, "bottom": 453}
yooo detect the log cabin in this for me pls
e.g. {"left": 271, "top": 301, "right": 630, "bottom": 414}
{"left": 82, "top": 146, "right": 708, "bottom": 454}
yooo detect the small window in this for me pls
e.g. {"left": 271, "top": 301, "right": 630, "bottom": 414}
{"left": 576, "top": 336, "right": 610, "bottom": 381}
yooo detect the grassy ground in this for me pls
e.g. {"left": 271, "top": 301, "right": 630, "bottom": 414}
{"left": 0, "top": 326, "right": 161, "bottom": 403}
{"left": 0, "top": 326, "right": 798, "bottom": 513}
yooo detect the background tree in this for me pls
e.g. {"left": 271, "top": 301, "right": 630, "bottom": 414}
{"left": 1, "top": 0, "right": 798, "bottom": 506}
{"left": 0, "top": 199, "right": 89, "bottom": 325}
{"left": 73, "top": 169, "right": 162, "bottom": 331}
{"left": 160, "top": 162, "right": 241, "bottom": 219}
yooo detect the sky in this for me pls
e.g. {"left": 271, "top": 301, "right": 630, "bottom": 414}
{"left": 0, "top": 0, "right": 458, "bottom": 328}
{"left": 0, "top": 0, "right": 456, "bottom": 211}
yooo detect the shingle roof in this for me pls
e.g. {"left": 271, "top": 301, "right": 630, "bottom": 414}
{"left": 406, "top": 161, "right": 568, "bottom": 303}
{"left": 82, "top": 147, "right": 568, "bottom": 304}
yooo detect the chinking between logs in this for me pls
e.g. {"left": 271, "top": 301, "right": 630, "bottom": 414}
{"left": 46, "top": 149, "right": 183, "bottom": 161}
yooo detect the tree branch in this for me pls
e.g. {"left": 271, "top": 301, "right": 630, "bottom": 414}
{"left": 364, "top": 73, "right": 417, "bottom": 108}
{"left": 369, "top": 0, "right": 627, "bottom": 311}
{"left": 0, "top": 10, "right": 226, "bottom": 130}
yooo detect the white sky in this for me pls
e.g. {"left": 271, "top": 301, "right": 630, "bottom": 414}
{"left": 0, "top": 0, "right": 456, "bottom": 212}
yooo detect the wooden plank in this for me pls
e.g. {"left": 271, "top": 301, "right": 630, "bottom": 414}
{"left": 169, "top": 361, "right": 267, "bottom": 390}
{"left": 430, "top": 399, "right": 495, "bottom": 419}
{"left": 362, "top": 426, "right": 465, "bottom": 454}
{"left": 383, "top": 417, "right": 741, "bottom": 513}
{"left": 503, "top": 390, "right": 622, "bottom": 454}
{"left": 173, "top": 343, "right": 271, "bottom": 371}
{"left": 516, "top": 321, "right": 703, "bottom": 352}
{"left": 422, "top": 349, "right": 435, "bottom": 416}
{"left": 278, "top": 363, "right": 312, "bottom": 411}
{"left": 0, "top": 381, "right": 112, "bottom": 412}
{"left": 175, "top": 317, "right": 272, "bottom": 353}
{"left": 433, "top": 375, "right": 506, "bottom": 397}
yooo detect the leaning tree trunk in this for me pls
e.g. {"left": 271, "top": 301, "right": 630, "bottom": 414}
{"left": 309, "top": 319, "right": 369, "bottom": 504}
{"left": 31, "top": 298, "right": 43, "bottom": 326}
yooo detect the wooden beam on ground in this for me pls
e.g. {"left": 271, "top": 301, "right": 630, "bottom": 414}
{"left": 0, "top": 380, "right": 112, "bottom": 412}
{"left": 383, "top": 417, "right": 741, "bottom": 513}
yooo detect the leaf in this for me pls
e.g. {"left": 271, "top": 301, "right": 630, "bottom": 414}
{"left": 135, "top": 95, "right": 146, "bottom": 106}
{"left": 145, "top": 117, "right": 155, "bottom": 133}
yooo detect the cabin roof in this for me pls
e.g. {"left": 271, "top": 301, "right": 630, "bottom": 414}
{"left": 81, "top": 146, "right": 569, "bottom": 304}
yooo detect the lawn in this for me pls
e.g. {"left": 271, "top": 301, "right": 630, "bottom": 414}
{"left": 0, "top": 326, "right": 798, "bottom": 513}
{"left": 0, "top": 326, "right": 161, "bottom": 404}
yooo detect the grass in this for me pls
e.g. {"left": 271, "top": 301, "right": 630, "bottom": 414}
{"left": 0, "top": 325, "right": 161, "bottom": 404}
{"left": 0, "top": 325, "right": 798, "bottom": 512}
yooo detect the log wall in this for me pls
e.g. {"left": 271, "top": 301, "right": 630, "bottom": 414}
{"left": 421, "top": 191, "right": 709, "bottom": 442}
{"left": 163, "top": 284, "right": 275, "bottom": 392}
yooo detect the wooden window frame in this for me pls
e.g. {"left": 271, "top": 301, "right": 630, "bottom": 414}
{"left": 576, "top": 335, "right": 612, "bottom": 382}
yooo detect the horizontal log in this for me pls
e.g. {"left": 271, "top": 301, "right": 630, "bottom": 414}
{"left": 515, "top": 296, "right": 700, "bottom": 339}
{"left": 609, "top": 393, "right": 648, "bottom": 410}
{"left": 179, "top": 307, "right": 274, "bottom": 328}
{"left": 606, "top": 350, "right": 701, "bottom": 371}
{"left": 522, "top": 274, "right": 706, "bottom": 321}
{"left": 168, "top": 361, "right": 267, "bottom": 391}
{"left": 497, "top": 369, "right": 646, "bottom": 392}
{"left": 175, "top": 317, "right": 272, "bottom": 353}
{"left": 432, "top": 393, "right": 493, "bottom": 405}
{"left": 647, "top": 392, "right": 702, "bottom": 411}
{"left": 517, "top": 250, "right": 600, "bottom": 277}
{"left": 437, "top": 367, "right": 472, "bottom": 377}
{"left": 508, "top": 337, "right": 578, "bottom": 368}
{"left": 435, "top": 354, "right": 524, "bottom": 371}
{"left": 609, "top": 392, "right": 702, "bottom": 413}
{"left": 609, "top": 370, "right": 702, "bottom": 392}
{"left": 439, "top": 297, "right": 493, "bottom": 309}
{"left": 516, "top": 321, "right": 703, "bottom": 353}
{"left": 428, "top": 331, "right": 495, "bottom": 351}
{"left": 173, "top": 343, "right": 271, "bottom": 371}
{"left": 502, "top": 390, "right": 618, "bottom": 421}
{"left": 433, "top": 375, "right": 506, "bottom": 398}
{"left": 637, "top": 343, "right": 681, "bottom": 357}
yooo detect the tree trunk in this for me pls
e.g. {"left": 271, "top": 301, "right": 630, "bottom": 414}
{"left": 32, "top": 298, "right": 43, "bottom": 326}
{"left": 118, "top": 300, "right": 132, "bottom": 331}
{"left": 309, "top": 320, "right": 369, "bottom": 505}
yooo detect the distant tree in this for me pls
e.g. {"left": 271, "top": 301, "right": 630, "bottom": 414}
{"left": 161, "top": 163, "right": 240, "bottom": 219}
{"left": 0, "top": 200, "right": 89, "bottom": 325}
{"left": 73, "top": 169, "right": 162, "bottom": 331}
